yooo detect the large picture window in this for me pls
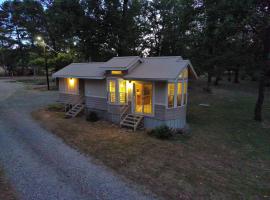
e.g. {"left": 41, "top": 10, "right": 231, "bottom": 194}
{"left": 119, "top": 80, "right": 126, "bottom": 104}
{"left": 177, "top": 82, "right": 182, "bottom": 106}
{"left": 167, "top": 83, "right": 175, "bottom": 108}
{"left": 108, "top": 79, "right": 127, "bottom": 104}
{"left": 167, "top": 67, "right": 188, "bottom": 108}
{"left": 109, "top": 80, "right": 116, "bottom": 103}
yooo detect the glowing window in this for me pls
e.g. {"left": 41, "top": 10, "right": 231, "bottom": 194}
{"left": 111, "top": 71, "right": 122, "bottom": 75}
{"left": 109, "top": 80, "right": 116, "bottom": 103}
{"left": 177, "top": 82, "right": 183, "bottom": 106}
{"left": 179, "top": 68, "right": 188, "bottom": 79}
{"left": 167, "top": 83, "right": 175, "bottom": 108}
{"left": 119, "top": 80, "right": 126, "bottom": 104}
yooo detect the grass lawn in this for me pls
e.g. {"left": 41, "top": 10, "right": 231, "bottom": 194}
{"left": 0, "top": 168, "right": 16, "bottom": 200}
{"left": 32, "top": 80, "right": 270, "bottom": 200}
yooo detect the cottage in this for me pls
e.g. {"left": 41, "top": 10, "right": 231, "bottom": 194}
{"left": 52, "top": 56, "right": 197, "bottom": 130}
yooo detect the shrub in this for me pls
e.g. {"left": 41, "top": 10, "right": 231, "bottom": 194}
{"left": 148, "top": 125, "right": 174, "bottom": 140}
{"left": 86, "top": 111, "right": 99, "bottom": 122}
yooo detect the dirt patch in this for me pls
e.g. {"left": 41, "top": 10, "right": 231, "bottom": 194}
{"left": 32, "top": 107, "right": 270, "bottom": 200}
{"left": 0, "top": 169, "right": 16, "bottom": 200}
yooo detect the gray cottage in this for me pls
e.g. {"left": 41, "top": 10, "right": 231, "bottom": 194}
{"left": 52, "top": 56, "right": 197, "bottom": 130}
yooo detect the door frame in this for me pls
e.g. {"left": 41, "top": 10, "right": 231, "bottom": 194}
{"left": 131, "top": 81, "right": 155, "bottom": 116}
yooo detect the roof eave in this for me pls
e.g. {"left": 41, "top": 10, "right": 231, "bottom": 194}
{"left": 52, "top": 74, "right": 105, "bottom": 80}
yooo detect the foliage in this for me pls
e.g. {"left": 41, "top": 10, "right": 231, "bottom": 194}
{"left": 148, "top": 125, "right": 174, "bottom": 140}
{"left": 86, "top": 111, "right": 99, "bottom": 122}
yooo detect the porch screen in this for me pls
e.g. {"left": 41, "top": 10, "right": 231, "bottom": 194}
{"left": 109, "top": 80, "right": 116, "bottom": 103}
{"left": 167, "top": 83, "right": 175, "bottom": 108}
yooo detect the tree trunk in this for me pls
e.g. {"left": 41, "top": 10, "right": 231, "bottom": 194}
{"left": 208, "top": 72, "right": 212, "bottom": 84}
{"left": 228, "top": 70, "right": 232, "bottom": 82}
{"left": 214, "top": 75, "right": 220, "bottom": 86}
{"left": 118, "top": 0, "right": 128, "bottom": 56}
{"left": 234, "top": 68, "right": 240, "bottom": 83}
{"left": 254, "top": 72, "right": 265, "bottom": 121}
{"left": 254, "top": 26, "right": 270, "bottom": 121}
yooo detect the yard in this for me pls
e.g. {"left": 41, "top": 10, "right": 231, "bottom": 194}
{"left": 32, "top": 80, "right": 270, "bottom": 200}
{"left": 0, "top": 168, "right": 16, "bottom": 200}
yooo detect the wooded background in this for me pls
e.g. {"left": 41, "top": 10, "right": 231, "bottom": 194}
{"left": 0, "top": 0, "right": 269, "bottom": 120}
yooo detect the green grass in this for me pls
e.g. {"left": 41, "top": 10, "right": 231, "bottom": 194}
{"left": 33, "top": 79, "right": 270, "bottom": 199}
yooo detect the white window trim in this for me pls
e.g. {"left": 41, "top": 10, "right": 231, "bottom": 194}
{"left": 107, "top": 78, "right": 128, "bottom": 105}
{"left": 166, "top": 78, "right": 188, "bottom": 109}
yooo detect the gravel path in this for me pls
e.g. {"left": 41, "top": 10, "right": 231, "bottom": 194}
{"left": 0, "top": 79, "right": 155, "bottom": 200}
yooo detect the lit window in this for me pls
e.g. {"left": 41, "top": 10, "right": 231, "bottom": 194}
{"left": 119, "top": 80, "right": 126, "bottom": 104}
{"left": 177, "top": 82, "right": 183, "bottom": 106}
{"left": 167, "top": 83, "right": 175, "bottom": 108}
{"left": 111, "top": 71, "right": 122, "bottom": 75}
{"left": 183, "top": 81, "right": 188, "bottom": 105}
{"left": 179, "top": 68, "right": 188, "bottom": 79}
{"left": 109, "top": 80, "right": 116, "bottom": 103}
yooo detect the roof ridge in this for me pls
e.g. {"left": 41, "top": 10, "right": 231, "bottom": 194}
{"left": 144, "top": 56, "right": 182, "bottom": 59}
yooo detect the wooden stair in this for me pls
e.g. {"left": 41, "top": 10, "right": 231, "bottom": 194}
{"left": 120, "top": 114, "right": 144, "bottom": 131}
{"left": 65, "top": 103, "right": 85, "bottom": 118}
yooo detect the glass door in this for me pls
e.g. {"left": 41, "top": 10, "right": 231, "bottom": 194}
{"left": 134, "top": 82, "right": 153, "bottom": 115}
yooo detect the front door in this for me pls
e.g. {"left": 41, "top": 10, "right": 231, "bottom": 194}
{"left": 134, "top": 82, "right": 153, "bottom": 115}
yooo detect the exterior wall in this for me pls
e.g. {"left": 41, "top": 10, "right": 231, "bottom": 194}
{"left": 144, "top": 104, "right": 187, "bottom": 129}
{"left": 85, "top": 79, "right": 107, "bottom": 98}
{"left": 59, "top": 78, "right": 79, "bottom": 95}
{"left": 155, "top": 81, "right": 166, "bottom": 105}
{"left": 58, "top": 93, "right": 81, "bottom": 104}
{"left": 107, "top": 104, "right": 122, "bottom": 124}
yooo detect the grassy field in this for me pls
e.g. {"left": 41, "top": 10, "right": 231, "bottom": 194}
{"left": 0, "top": 168, "right": 16, "bottom": 200}
{"left": 32, "top": 80, "right": 270, "bottom": 200}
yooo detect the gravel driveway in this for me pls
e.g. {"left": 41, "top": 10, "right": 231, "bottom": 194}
{"left": 0, "top": 79, "right": 155, "bottom": 200}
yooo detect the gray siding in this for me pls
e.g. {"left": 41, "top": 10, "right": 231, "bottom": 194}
{"left": 144, "top": 117, "right": 186, "bottom": 129}
{"left": 154, "top": 104, "right": 186, "bottom": 120}
{"left": 85, "top": 96, "right": 107, "bottom": 111}
{"left": 58, "top": 93, "right": 81, "bottom": 104}
{"left": 107, "top": 104, "right": 122, "bottom": 115}
{"left": 107, "top": 104, "right": 122, "bottom": 124}
{"left": 144, "top": 104, "right": 186, "bottom": 129}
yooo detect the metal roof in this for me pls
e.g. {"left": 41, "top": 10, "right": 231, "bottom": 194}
{"left": 124, "top": 57, "right": 197, "bottom": 81}
{"left": 52, "top": 62, "right": 105, "bottom": 79}
{"left": 52, "top": 56, "right": 197, "bottom": 81}
{"left": 100, "top": 56, "right": 142, "bottom": 70}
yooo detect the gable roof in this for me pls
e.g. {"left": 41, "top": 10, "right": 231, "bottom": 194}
{"left": 124, "top": 57, "right": 197, "bottom": 81}
{"left": 52, "top": 62, "right": 105, "bottom": 79}
{"left": 100, "top": 56, "right": 142, "bottom": 70}
{"left": 52, "top": 56, "right": 197, "bottom": 81}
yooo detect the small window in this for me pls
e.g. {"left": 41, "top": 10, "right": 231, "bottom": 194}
{"left": 183, "top": 81, "right": 188, "bottom": 105}
{"left": 167, "top": 83, "right": 175, "bottom": 108}
{"left": 177, "top": 82, "right": 183, "bottom": 106}
{"left": 179, "top": 68, "right": 188, "bottom": 79}
{"left": 111, "top": 71, "right": 122, "bottom": 75}
{"left": 109, "top": 80, "right": 116, "bottom": 103}
{"left": 119, "top": 80, "right": 126, "bottom": 104}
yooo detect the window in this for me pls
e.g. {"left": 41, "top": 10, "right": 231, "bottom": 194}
{"left": 167, "top": 80, "right": 188, "bottom": 108}
{"left": 108, "top": 79, "right": 127, "bottom": 104}
{"left": 111, "top": 71, "right": 122, "bottom": 75}
{"left": 183, "top": 81, "right": 188, "bottom": 105}
{"left": 177, "top": 82, "right": 183, "bottom": 106}
{"left": 179, "top": 68, "right": 188, "bottom": 79}
{"left": 167, "top": 83, "right": 175, "bottom": 108}
{"left": 119, "top": 80, "right": 126, "bottom": 104}
{"left": 109, "top": 80, "right": 116, "bottom": 103}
